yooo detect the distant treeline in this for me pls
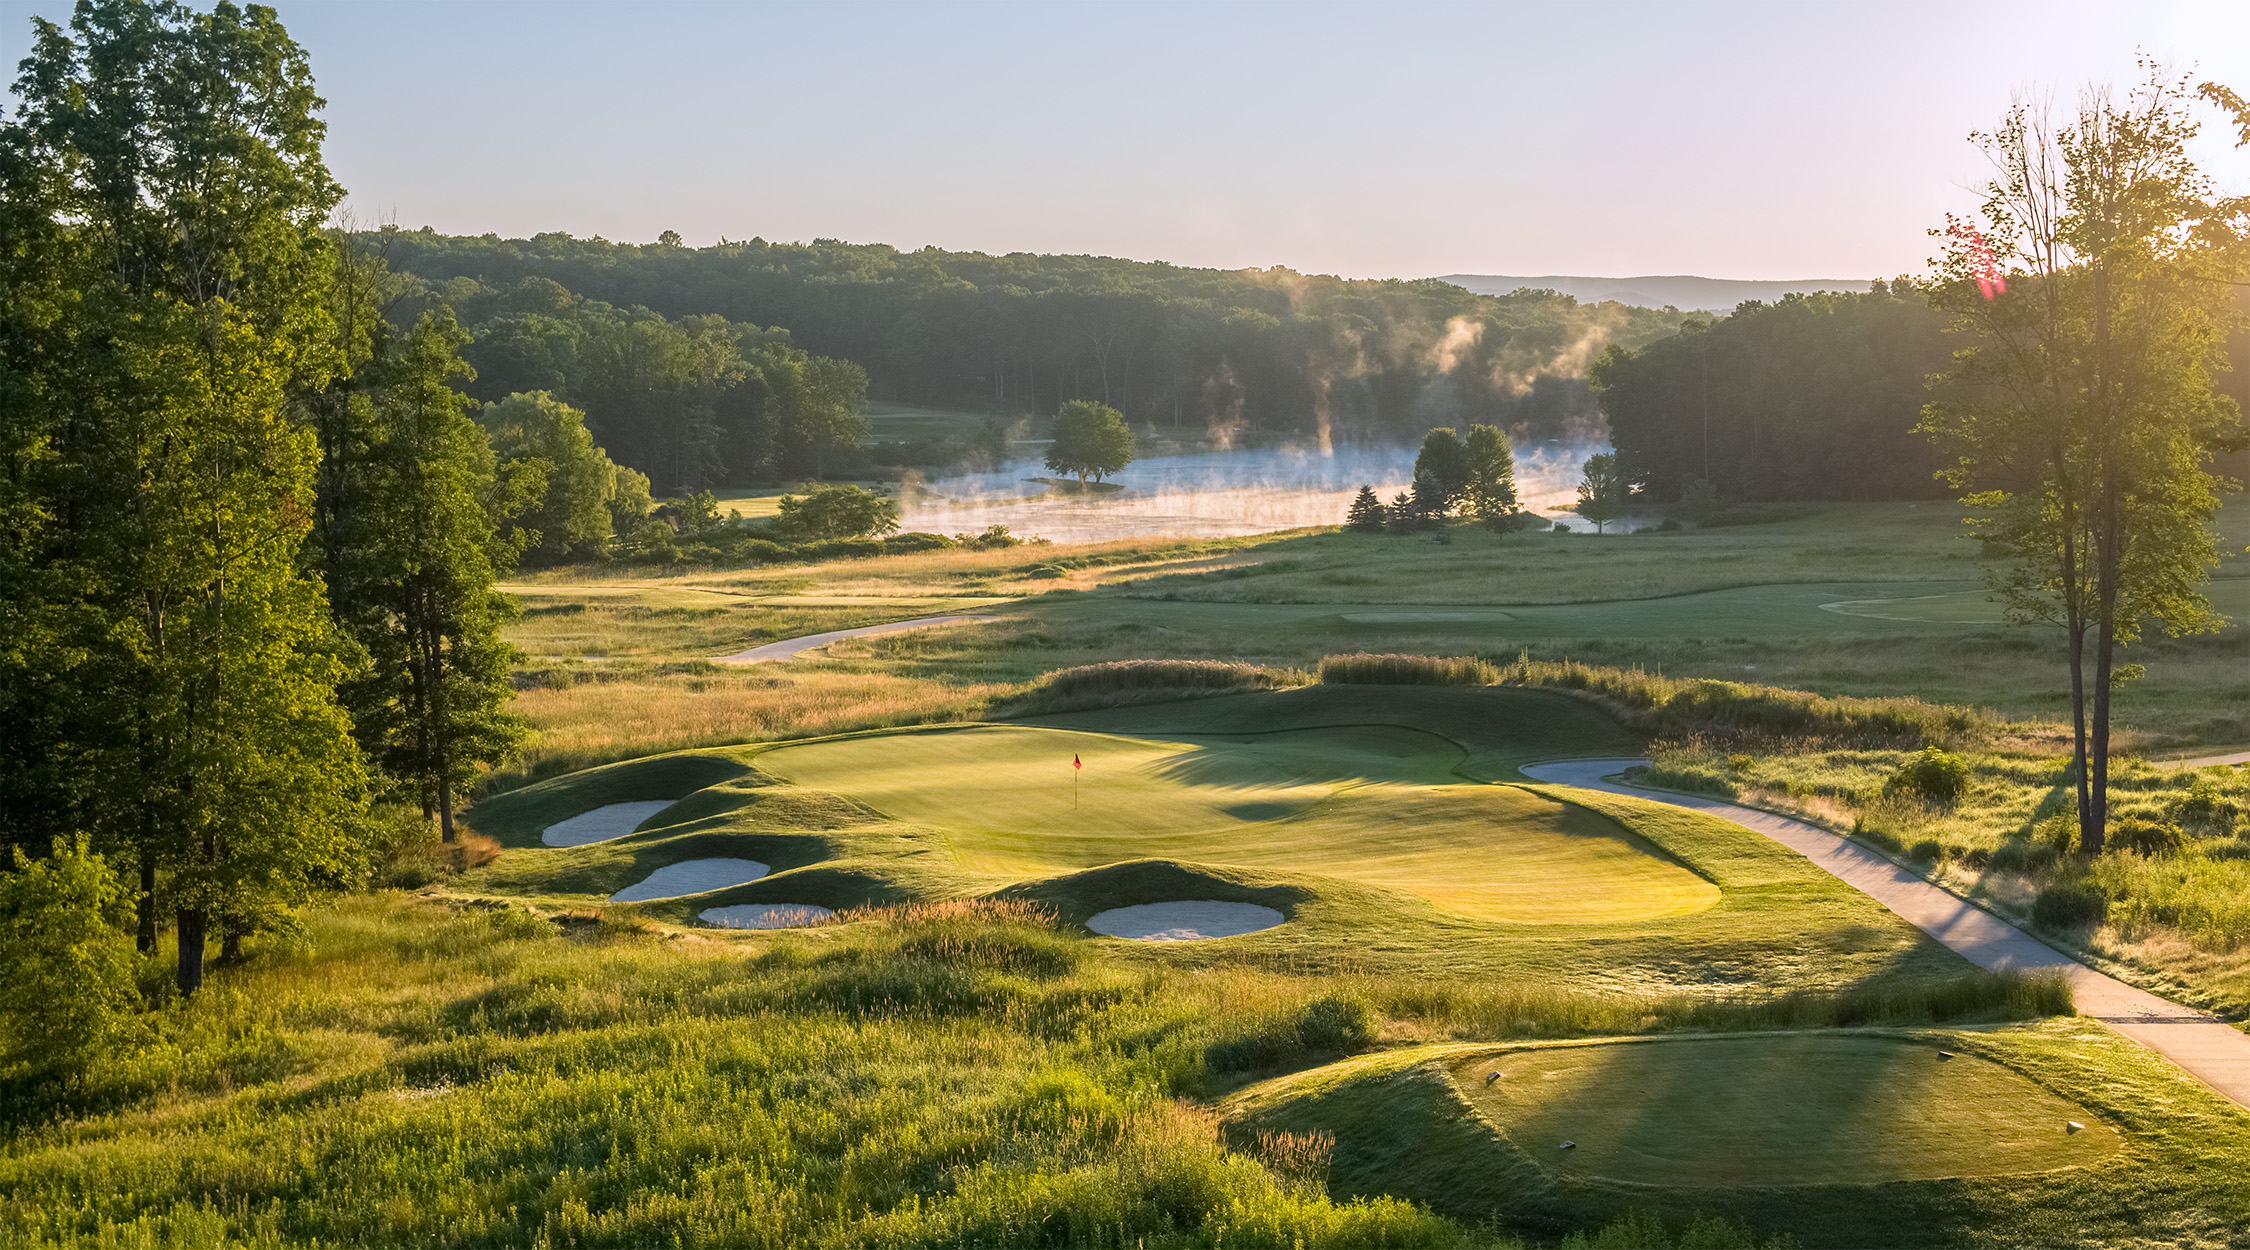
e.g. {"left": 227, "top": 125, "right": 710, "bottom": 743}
{"left": 366, "top": 228, "right": 1690, "bottom": 451}
{"left": 1589, "top": 282, "right": 1954, "bottom": 502}
{"left": 380, "top": 270, "right": 869, "bottom": 494}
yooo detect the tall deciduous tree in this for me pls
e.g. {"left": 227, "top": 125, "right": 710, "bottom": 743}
{"left": 1411, "top": 428, "right": 1472, "bottom": 515}
{"left": 0, "top": 0, "right": 368, "bottom": 992}
{"left": 480, "top": 391, "right": 622, "bottom": 565}
{"left": 347, "top": 313, "right": 529, "bottom": 844}
{"left": 1462, "top": 424, "right": 1520, "bottom": 530}
{"left": 1575, "top": 452, "right": 1632, "bottom": 534}
{"left": 1046, "top": 400, "right": 1136, "bottom": 485}
{"left": 1921, "top": 69, "right": 2247, "bottom": 850}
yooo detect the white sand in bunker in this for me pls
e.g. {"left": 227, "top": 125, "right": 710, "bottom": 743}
{"left": 610, "top": 858, "right": 769, "bottom": 902}
{"left": 700, "top": 903, "right": 837, "bottom": 929}
{"left": 541, "top": 801, "right": 677, "bottom": 847}
{"left": 1086, "top": 901, "right": 1285, "bottom": 941}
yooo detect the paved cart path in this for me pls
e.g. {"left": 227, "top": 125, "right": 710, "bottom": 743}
{"left": 713, "top": 615, "right": 1000, "bottom": 664}
{"left": 1523, "top": 757, "right": 2250, "bottom": 1112}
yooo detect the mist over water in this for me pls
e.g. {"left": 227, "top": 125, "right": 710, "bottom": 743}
{"left": 898, "top": 439, "right": 1610, "bottom": 543}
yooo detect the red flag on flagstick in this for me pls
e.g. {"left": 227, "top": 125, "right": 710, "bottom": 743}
{"left": 1073, "top": 754, "right": 1082, "bottom": 770}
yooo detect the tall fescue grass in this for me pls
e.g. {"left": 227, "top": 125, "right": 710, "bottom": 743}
{"left": 493, "top": 669, "right": 1006, "bottom": 791}
{"left": 1502, "top": 657, "right": 2003, "bottom": 748}
{"left": 997, "top": 659, "right": 1311, "bottom": 715}
{"left": 1, "top": 895, "right": 2056, "bottom": 1248}
{"left": 1319, "top": 653, "right": 1500, "bottom": 686}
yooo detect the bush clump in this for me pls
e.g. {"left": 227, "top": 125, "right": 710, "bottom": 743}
{"left": 2033, "top": 882, "right": 2109, "bottom": 930}
{"left": 1884, "top": 746, "right": 1973, "bottom": 806}
{"left": 1507, "top": 658, "right": 1997, "bottom": 747}
{"left": 1318, "top": 652, "right": 1498, "bottom": 686}
{"left": 2108, "top": 816, "right": 2186, "bottom": 858}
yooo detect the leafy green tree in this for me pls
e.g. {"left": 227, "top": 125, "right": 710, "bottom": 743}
{"left": 1046, "top": 400, "right": 1136, "bottom": 485}
{"left": 1386, "top": 489, "right": 1420, "bottom": 533}
{"left": 350, "top": 314, "right": 530, "bottom": 844}
{"left": 0, "top": 0, "right": 369, "bottom": 993}
{"left": 776, "top": 485, "right": 902, "bottom": 541}
{"left": 1412, "top": 428, "right": 1472, "bottom": 514}
{"left": 480, "top": 391, "right": 623, "bottom": 565}
{"left": 1920, "top": 70, "right": 2247, "bottom": 850}
{"left": 1345, "top": 485, "right": 1389, "bottom": 532}
{"left": 0, "top": 837, "right": 141, "bottom": 1084}
{"left": 1462, "top": 424, "right": 1520, "bottom": 530}
{"left": 609, "top": 465, "right": 656, "bottom": 537}
{"left": 1576, "top": 452, "right": 1632, "bottom": 534}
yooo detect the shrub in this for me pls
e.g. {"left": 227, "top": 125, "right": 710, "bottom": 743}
{"left": 2109, "top": 816, "right": 2186, "bottom": 858}
{"left": 2033, "top": 882, "right": 2109, "bottom": 929}
{"left": 1000, "top": 660, "right": 1302, "bottom": 716}
{"left": 957, "top": 524, "right": 1022, "bottom": 550}
{"left": 1882, "top": 746, "right": 1972, "bottom": 806}
{"left": 881, "top": 531, "right": 956, "bottom": 554}
{"left": 2168, "top": 780, "right": 2247, "bottom": 838}
{"left": 1317, "top": 652, "right": 1497, "bottom": 686}
{"left": 1907, "top": 840, "right": 1945, "bottom": 865}
{"left": 1726, "top": 753, "right": 1754, "bottom": 772}
{"left": 775, "top": 484, "right": 900, "bottom": 541}
{"left": 0, "top": 837, "right": 143, "bottom": 1084}
{"left": 2038, "top": 810, "right": 2082, "bottom": 856}
{"left": 1988, "top": 839, "right": 2059, "bottom": 876}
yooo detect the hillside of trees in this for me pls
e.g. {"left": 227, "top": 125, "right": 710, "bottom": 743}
{"left": 1589, "top": 282, "right": 1955, "bottom": 502}
{"left": 366, "top": 228, "right": 1691, "bottom": 457}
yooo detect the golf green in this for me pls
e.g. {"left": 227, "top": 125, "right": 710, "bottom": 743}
{"left": 1455, "top": 1035, "right": 2121, "bottom": 1187}
{"left": 755, "top": 724, "right": 1718, "bottom": 924}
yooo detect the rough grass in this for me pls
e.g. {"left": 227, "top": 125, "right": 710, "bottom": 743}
{"left": 1320, "top": 653, "right": 1501, "bottom": 686}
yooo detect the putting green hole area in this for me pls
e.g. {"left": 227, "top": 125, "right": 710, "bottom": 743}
{"left": 1456, "top": 1035, "right": 2121, "bottom": 1188}
{"left": 756, "top": 725, "right": 1717, "bottom": 924}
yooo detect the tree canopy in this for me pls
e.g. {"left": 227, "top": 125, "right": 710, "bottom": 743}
{"left": 1046, "top": 401, "right": 1137, "bottom": 485}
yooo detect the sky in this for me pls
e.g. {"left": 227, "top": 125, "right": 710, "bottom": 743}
{"left": 2, "top": 0, "right": 2245, "bottom": 282}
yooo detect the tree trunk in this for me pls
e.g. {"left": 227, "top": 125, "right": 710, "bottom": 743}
{"left": 177, "top": 907, "right": 207, "bottom": 996}
{"left": 137, "top": 849, "right": 157, "bottom": 954}
{"left": 2066, "top": 620, "right": 2093, "bottom": 850}
{"left": 220, "top": 927, "right": 242, "bottom": 964}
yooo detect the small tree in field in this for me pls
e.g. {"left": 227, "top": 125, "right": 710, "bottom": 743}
{"left": 1412, "top": 429, "right": 1472, "bottom": 514}
{"left": 1046, "top": 401, "right": 1136, "bottom": 485}
{"left": 777, "top": 484, "right": 901, "bottom": 540}
{"left": 1386, "top": 489, "right": 1420, "bottom": 533}
{"left": 1462, "top": 424, "right": 1520, "bottom": 531}
{"left": 0, "top": 837, "right": 140, "bottom": 1083}
{"left": 1345, "top": 485, "right": 1388, "bottom": 532}
{"left": 1576, "top": 452, "right": 1632, "bottom": 533}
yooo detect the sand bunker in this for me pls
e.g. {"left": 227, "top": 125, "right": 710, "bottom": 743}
{"left": 610, "top": 858, "right": 769, "bottom": 902}
{"left": 541, "top": 801, "right": 677, "bottom": 847}
{"left": 699, "top": 903, "right": 837, "bottom": 929}
{"left": 1086, "top": 901, "right": 1285, "bottom": 941}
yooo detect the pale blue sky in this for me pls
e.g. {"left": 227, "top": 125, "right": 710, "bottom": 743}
{"left": 4, "top": 1, "right": 2244, "bottom": 280}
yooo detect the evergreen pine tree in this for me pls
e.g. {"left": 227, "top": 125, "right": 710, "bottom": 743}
{"left": 1345, "top": 485, "right": 1389, "bottom": 532}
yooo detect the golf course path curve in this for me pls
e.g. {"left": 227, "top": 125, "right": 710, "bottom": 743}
{"left": 1524, "top": 757, "right": 2250, "bottom": 1112}
{"left": 2162, "top": 749, "right": 2250, "bottom": 769}
{"left": 713, "top": 615, "right": 1000, "bottom": 665}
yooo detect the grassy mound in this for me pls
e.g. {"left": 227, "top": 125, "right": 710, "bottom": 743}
{"left": 1320, "top": 653, "right": 1500, "bottom": 686}
{"left": 465, "top": 749, "right": 756, "bottom": 846}
{"left": 994, "top": 858, "right": 1313, "bottom": 928}
{"left": 1459, "top": 1033, "right": 2119, "bottom": 1187}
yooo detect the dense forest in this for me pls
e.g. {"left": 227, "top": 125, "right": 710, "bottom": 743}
{"left": 367, "top": 228, "right": 1691, "bottom": 464}
{"left": 1589, "top": 282, "right": 1955, "bottom": 502}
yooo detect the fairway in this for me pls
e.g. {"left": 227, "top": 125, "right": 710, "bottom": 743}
{"left": 1456, "top": 1035, "right": 2122, "bottom": 1187}
{"left": 755, "top": 724, "right": 1719, "bottom": 924}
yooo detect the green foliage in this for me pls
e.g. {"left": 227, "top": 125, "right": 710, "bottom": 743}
{"left": 1576, "top": 452, "right": 1633, "bottom": 533}
{"left": 370, "top": 230, "right": 1692, "bottom": 447}
{"left": 775, "top": 483, "right": 902, "bottom": 541}
{"left": 1591, "top": 286, "right": 1952, "bottom": 504}
{"left": 0, "top": 0, "right": 369, "bottom": 991}
{"left": 1046, "top": 400, "right": 1137, "bottom": 485}
{"left": 1560, "top": 1211, "right": 1794, "bottom": 1250}
{"left": 1461, "top": 424, "right": 1520, "bottom": 530}
{"left": 0, "top": 837, "right": 141, "bottom": 1083}
{"left": 1318, "top": 653, "right": 1500, "bottom": 686}
{"left": 2108, "top": 816, "right": 2187, "bottom": 858}
{"left": 1413, "top": 429, "right": 1472, "bottom": 513}
{"left": 479, "top": 391, "right": 626, "bottom": 565}
{"left": 2033, "top": 882, "right": 2111, "bottom": 930}
{"left": 1882, "top": 746, "right": 1973, "bottom": 806}
{"left": 1345, "top": 485, "right": 1390, "bottom": 533}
